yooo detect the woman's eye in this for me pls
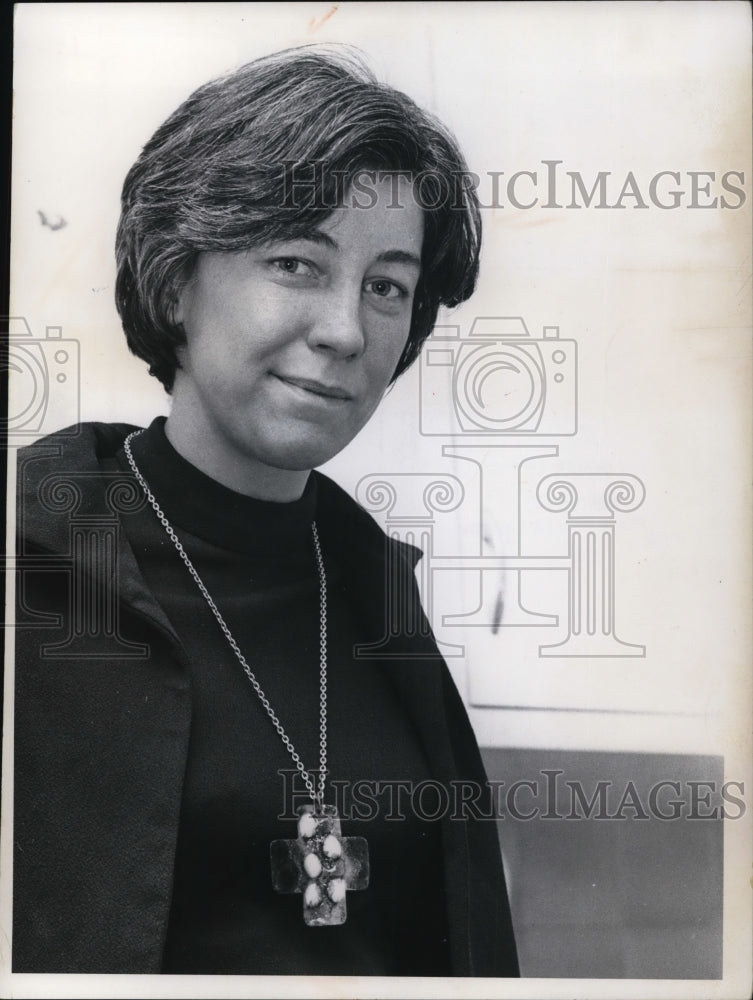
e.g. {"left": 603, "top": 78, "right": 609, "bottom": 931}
{"left": 366, "top": 279, "right": 404, "bottom": 299}
{"left": 271, "top": 257, "right": 312, "bottom": 277}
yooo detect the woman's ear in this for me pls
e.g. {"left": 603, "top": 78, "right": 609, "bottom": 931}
{"left": 169, "top": 283, "right": 190, "bottom": 330}
{"left": 171, "top": 288, "right": 185, "bottom": 327}
{"left": 163, "top": 256, "right": 198, "bottom": 335}
{"left": 168, "top": 258, "right": 197, "bottom": 330}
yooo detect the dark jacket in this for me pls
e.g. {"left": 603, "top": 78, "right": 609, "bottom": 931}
{"left": 13, "top": 422, "right": 519, "bottom": 977}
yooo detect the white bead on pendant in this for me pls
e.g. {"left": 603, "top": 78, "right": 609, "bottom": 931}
{"left": 271, "top": 804, "right": 370, "bottom": 925}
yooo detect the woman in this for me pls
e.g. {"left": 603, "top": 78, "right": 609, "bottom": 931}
{"left": 14, "top": 45, "right": 518, "bottom": 977}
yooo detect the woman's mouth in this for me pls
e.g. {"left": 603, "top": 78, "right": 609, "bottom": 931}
{"left": 274, "top": 374, "right": 352, "bottom": 401}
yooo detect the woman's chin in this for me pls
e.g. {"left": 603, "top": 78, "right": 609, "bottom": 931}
{"left": 251, "top": 436, "right": 350, "bottom": 474}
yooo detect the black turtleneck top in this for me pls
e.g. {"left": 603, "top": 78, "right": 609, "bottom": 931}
{"left": 114, "top": 418, "right": 451, "bottom": 976}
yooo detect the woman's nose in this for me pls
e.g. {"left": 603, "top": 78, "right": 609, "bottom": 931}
{"left": 307, "top": 286, "right": 366, "bottom": 359}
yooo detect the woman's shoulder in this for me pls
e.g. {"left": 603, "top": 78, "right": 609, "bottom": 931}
{"left": 18, "top": 421, "right": 141, "bottom": 466}
{"left": 312, "top": 470, "right": 424, "bottom": 570}
{"left": 16, "top": 422, "right": 142, "bottom": 554}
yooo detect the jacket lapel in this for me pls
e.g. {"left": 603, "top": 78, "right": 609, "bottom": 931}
{"left": 314, "top": 472, "right": 474, "bottom": 974}
{"left": 15, "top": 424, "right": 193, "bottom": 972}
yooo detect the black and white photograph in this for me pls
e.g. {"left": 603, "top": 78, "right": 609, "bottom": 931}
{"left": 2, "top": 3, "right": 751, "bottom": 998}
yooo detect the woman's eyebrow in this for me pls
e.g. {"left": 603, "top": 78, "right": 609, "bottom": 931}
{"left": 292, "top": 231, "right": 338, "bottom": 250}
{"left": 281, "top": 232, "right": 421, "bottom": 270}
{"left": 375, "top": 249, "right": 421, "bottom": 269}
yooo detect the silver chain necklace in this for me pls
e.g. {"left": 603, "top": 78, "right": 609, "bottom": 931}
{"left": 123, "top": 429, "right": 370, "bottom": 924}
{"left": 123, "top": 429, "right": 370, "bottom": 925}
{"left": 123, "top": 429, "right": 328, "bottom": 807}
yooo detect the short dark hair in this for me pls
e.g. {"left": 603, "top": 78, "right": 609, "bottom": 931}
{"left": 115, "top": 45, "right": 481, "bottom": 392}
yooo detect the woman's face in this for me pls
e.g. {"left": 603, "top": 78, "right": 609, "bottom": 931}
{"left": 168, "top": 177, "right": 423, "bottom": 498}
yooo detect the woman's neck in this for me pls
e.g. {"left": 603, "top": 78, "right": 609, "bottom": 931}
{"left": 164, "top": 409, "right": 310, "bottom": 503}
{"left": 124, "top": 418, "right": 317, "bottom": 555}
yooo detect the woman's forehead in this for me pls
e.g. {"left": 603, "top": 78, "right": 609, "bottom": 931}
{"left": 281, "top": 178, "right": 424, "bottom": 257}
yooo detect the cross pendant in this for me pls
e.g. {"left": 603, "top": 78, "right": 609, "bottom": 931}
{"left": 270, "top": 804, "right": 370, "bottom": 926}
